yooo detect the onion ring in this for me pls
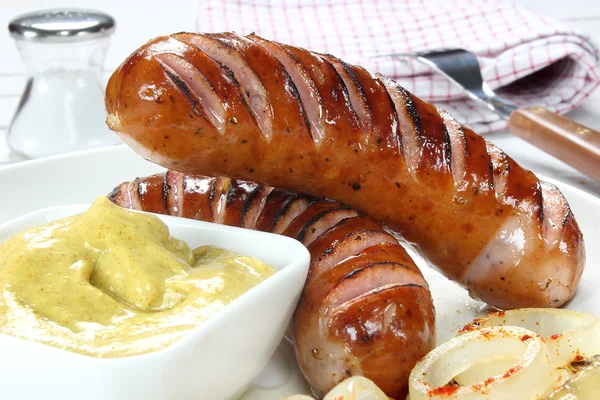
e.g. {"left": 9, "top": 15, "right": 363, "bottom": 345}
{"left": 289, "top": 310, "right": 600, "bottom": 399}
{"left": 408, "top": 326, "right": 557, "bottom": 399}
{"left": 544, "top": 355, "right": 600, "bottom": 399}
{"left": 458, "top": 308, "right": 600, "bottom": 366}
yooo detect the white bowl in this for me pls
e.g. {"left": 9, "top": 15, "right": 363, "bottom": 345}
{"left": 0, "top": 205, "right": 311, "bottom": 400}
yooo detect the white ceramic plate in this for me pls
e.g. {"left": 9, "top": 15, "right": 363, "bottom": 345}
{"left": 1, "top": 145, "right": 599, "bottom": 399}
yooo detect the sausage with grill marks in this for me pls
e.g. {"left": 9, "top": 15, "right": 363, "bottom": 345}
{"left": 105, "top": 32, "right": 585, "bottom": 310}
{"left": 109, "top": 171, "right": 435, "bottom": 399}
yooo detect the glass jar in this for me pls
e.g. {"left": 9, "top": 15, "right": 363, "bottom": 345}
{"left": 7, "top": 9, "right": 121, "bottom": 159}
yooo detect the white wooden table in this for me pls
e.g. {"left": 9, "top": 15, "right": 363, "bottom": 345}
{"left": 1, "top": 0, "right": 599, "bottom": 195}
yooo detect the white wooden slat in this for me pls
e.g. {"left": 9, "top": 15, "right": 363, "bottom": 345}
{"left": 0, "top": 129, "right": 26, "bottom": 165}
{"left": 0, "top": 75, "right": 27, "bottom": 97}
{"left": 0, "top": 129, "right": 9, "bottom": 164}
{"left": 0, "top": 8, "right": 23, "bottom": 75}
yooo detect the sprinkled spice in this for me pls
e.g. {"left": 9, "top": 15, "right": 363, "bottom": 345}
{"left": 428, "top": 385, "right": 460, "bottom": 396}
{"left": 480, "top": 330, "right": 492, "bottom": 340}
{"left": 503, "top": 365, "right": 523, "bottom": 378}
{"left": 549, "top": 333, "right": 562, "bottom": 340}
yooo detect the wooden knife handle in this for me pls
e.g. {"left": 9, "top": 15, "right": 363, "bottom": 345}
{"left": 508, "top": 106, "right": 600, "bottom": 181}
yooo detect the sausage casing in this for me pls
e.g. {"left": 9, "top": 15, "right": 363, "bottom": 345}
{"left": 105, "top": 32, "right": 585, "bottom": 309}
{"left": 109, "top": 171, "right": 435, "bottom": 398}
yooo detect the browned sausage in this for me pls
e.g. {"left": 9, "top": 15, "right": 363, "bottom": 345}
{"left": 105, "top": 32, "right": 585, "bottom": 309}
{"left": 109, "top": 171, "right": 435, "bottom": 399}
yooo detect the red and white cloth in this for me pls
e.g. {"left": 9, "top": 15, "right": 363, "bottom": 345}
{"left": 198, "top": 0, "right": 600, "bottom": 133}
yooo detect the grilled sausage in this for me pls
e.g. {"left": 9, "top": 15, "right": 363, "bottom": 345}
{"left": 109, "top": 171, "right": 435, "bottom": 399}
{"left": 105, "top": 32, "right": 585, "bottom": 309}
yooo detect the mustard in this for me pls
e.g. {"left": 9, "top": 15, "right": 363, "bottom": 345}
{"left": 0, "top": 197, "right": 275, "bottom": 357}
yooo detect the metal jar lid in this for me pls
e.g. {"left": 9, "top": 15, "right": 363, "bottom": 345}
{"left": 8, "top": 8, "right": 115, "bottom": 42}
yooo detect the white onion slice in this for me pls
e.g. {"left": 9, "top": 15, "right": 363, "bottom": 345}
{"left": 544, "top": 355, "right": 600, "bottom": 399}
{"left": 286, "top": 310, "right": 600, "bottom": 400}
{"left": 458, "top": 308, "right": 600, "bottom": 367}
{"left": 281, "top": 377, "right": 388, "bottom": 400}
{"left": 453, "top": 358, "right": 518, "bottom": 387}
{"left": 409, "top": 326, "right": 557, "bottom": 399}
{"left": 323, "top": 376, "right": 389, "bottom": 400}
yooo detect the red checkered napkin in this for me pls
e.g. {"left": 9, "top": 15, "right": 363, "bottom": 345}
{"left": 198, "top": 0, "right": 600, "bottom": 133}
